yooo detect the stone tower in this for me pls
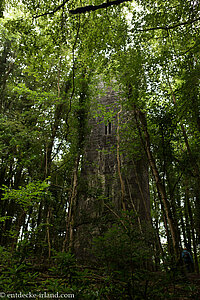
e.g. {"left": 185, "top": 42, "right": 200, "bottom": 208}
{"left": 74, "top": 84, "right": 150, "bottom": 259}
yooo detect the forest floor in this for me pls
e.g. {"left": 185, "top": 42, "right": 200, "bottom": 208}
{"left": 36, "top": 269, "right": 200, "bottom": 299}
{"left": 162, "top": 273, "right": 200, "bottom": 299}
{"left": 22, "top": 266, "right": 200, "bottom": 299}
{"left": 1, "top": 259, "right": 200, "bottom": 299}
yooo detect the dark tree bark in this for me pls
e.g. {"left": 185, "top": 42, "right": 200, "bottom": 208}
{"left": 134, "top": 106, "right": 181, "bottom": 259}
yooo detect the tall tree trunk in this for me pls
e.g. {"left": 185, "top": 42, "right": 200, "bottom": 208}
{"left": 168, "top": 79, "right": 200, "bottom": 250}
{"left": 62, "top": 155, "right": 80, "bottom": 252}
{"left": 46, "top": 210, "right": 51, "bottom": 259}
{"left": 185, "top": 183, "right": 199, "bottom": 273}
{"left": 117, "top": 105, "right": 126, "bottom": 211}
{"left": 176, "top": 195, "right": 187, "bottom": 250}
{"left": 134, "top": 106, "right": 180, "bottom": 259}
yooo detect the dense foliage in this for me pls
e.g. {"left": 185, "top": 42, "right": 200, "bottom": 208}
{"left": 0, "top": 0, "right": 200, "bottom": 298}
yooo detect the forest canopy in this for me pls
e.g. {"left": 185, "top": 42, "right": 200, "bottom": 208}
{"left": 0, "top": 0, "right": 200, "bottom": 298}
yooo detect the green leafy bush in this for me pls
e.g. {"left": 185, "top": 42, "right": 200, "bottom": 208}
{"left": 91, "top": 211, "right": 154, "bottom": 299}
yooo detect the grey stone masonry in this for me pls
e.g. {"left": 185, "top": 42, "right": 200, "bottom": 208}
{"left": 74, "top": 84, "right": 150, "bottom": 259}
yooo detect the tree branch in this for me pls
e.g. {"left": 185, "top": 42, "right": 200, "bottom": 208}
{"left": 34, "top": 0, "right": 132, "bottom": 18}
{"left": 69, "top": 0, "right": 132, "bottom": 15}
{"left": 35, "top": 0, "right": 70, "bottom": 18}
{"left": 135, "top": 17, "right": 200, "bottom": 32}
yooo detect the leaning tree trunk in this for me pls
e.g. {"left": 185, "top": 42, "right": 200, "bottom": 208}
{"left": 134, "top": 106, "right": 181, "bottom": 259}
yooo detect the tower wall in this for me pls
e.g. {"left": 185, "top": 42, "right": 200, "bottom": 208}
{"left": 74, "top": 85, "right": 150, "bottom": 259}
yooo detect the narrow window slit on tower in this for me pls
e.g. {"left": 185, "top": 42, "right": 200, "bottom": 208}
{"left": 105, "top": 125, "right": 107, "bottom": 135}
{"left": 108, "top": 122, "right": 111, "bottom": 134}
